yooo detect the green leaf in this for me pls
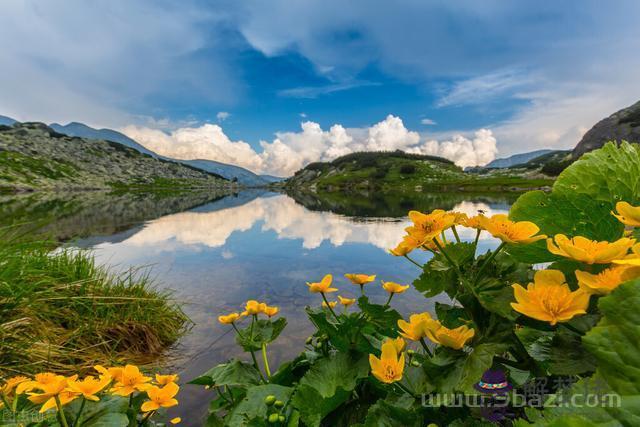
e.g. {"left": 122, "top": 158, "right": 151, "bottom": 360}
{"left": 357, "top": 296, "right": 403, "bottom": 337}
{"left": 471, "top": 276, "right": 517, "bottom": 320}
{"left": 510, "top": 142, "right": 640, "bottom": 262}
{"left": 291, "top": 352, "right": 369, "bottom": 427}
{"left": 236, "top": 318, "right": 288, "bottom": 352}
{"left": 66, "top": 396, "right": 128, "bottom": 427}
{"left": 435, "top": 302, "right": 469, "bottom": 328}
{"left": 363, "top": 396, "right": 421, "bottom": 427}
{"left": 306, "top": 307, "right": 375, "bottom": 353}
{"left": 189, "top": 359, "right": 262, "bottom": 387}
{"left": 226, "top": 384, "right": 293, "bottom": 427}
{"left": 413, "top": 242, "right": 476, "bottom": 298}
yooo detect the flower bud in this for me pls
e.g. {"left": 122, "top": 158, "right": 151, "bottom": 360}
{"left": 268, "top": 413, "right": 279, "bottom": 423}
{"left": 264, "top": 395, "right": 276, "bottom": 406}
{"left": 274, "top": 400, "right": 284, "bottom": 408}
{"left": 305, "top": 336, "right": 313, "bottom": 345}
{"left": 278, "top": 415, "right": 286, "bottom": 422}
{"left": 411, "top": 360, "right": 420, "bottom": 367}
{"left": 407, "top": 349, "right": 415, "bottom": 356}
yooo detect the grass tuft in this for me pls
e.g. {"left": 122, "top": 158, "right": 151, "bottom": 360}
{"left": 0, "top": 227, "right": 190, "bottom": 376}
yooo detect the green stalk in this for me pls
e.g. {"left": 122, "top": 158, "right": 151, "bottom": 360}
{"left": 475, "top": 242, "right": 506, "bottom": 280}
{"left": 394, "top": 382, "right": 418, "bottom": 398}
{"left": 419, "top": 338, "right": 433, "bottom": 357}
{"left": 73, "top": 397, "right": 86, "bottom": 427}
{"left": 359, "top": 284, "right": 365, "bottom": 296}
{"left": 384, "top": 293, "right": 394, "bottom": 307}
{"left": 473, "top": 229, "right": 481, "bottom": 248}
{"left": 55, "top": 396, "right": 70, "bottom": 427}
{"left": 321, "top": 292, "right": 340, "bottom": 321}
{"left": 0, "top": 394, "right": 12, "bottom": 414}
{"left": 261, "top": 343, "right": 272, "bottom": 378}
{"left": 248, "top": 315, "right": 266, "bottom": 382}
{"left": 452, "top": 226, "right": 461, "bottom": 243}
{"left": 403, "top": 255, "right": 423, "bottom": 269}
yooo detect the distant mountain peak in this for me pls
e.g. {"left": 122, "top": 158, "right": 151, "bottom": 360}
{"left": 485, "top": 149, "right": 554, "bottom": 168}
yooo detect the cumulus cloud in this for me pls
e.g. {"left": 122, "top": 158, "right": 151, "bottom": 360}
{"left": 122, "top": 115, "right": 498, "bottom": 176}
{"left": 408, "top": 129, "right": 498, "bottom": 169}
{"left": 216, "top": 111, "right": 230, "bottom": 121}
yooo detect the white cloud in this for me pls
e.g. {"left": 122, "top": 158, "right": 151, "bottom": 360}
{"left": 408, "top": 129, "right": 498, "bottom": 169}
{"left": 216, "top": 111, "right": 230, "bottom": 121}
{"left": 420, "top": 118, "right": 436, "bottom": 126}
{"left": 299, "top": 113, "right": 307, "bottom": 118}
{"left": 122, "top": 115, "right": 498, "bottom": 176}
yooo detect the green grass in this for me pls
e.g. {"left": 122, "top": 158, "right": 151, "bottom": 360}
{"left": 0, "top": 228, "right": 190, "bottom": 376}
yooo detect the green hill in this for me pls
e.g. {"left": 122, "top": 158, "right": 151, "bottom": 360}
{"left": 285, "top": 150, "right": 554, "bottom": 192}
{"left": 0, "top": 122, "right": 233, "bottom": 192}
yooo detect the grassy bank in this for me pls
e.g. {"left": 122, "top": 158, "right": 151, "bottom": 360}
{"left": 0, "top": 230, "right": 189, "bottom": 376}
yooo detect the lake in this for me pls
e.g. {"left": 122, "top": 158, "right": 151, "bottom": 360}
{"left": 1, "top": 189, "right": 517, "bottom": 425}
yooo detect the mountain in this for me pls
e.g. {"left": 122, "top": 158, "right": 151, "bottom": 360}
{"left": 48, "top": 121, "right": 273, "bottom": 186}
{"left": 286, "top": 150, "right": 553, "bottom": 192}
{"left": 0, "top": 122, "right": 232, "bottom": 192}
{"left": 485, "top": 149, "right": 554, "bottom": 168}
{"left": 572, "top": 100, "right": 640, "bottom": 158}
{"left": 259, "top": 174, "right": 286, "bottom": 183}
{"left": 0, "top": 115, "right": 16, "bottom": 126}
{"left": 49, "top": 122, "right": 156, "bottom": 157}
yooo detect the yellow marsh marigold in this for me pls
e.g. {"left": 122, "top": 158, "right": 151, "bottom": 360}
{"left": 218, "top": 312, "right": 242, "bottom": 324}
{"left": 322, "top": 300, "right": 337, "bottom": 309}
{"left": 576, "top": 266, "right": 640, "bottom": 295}
{"left": 110, "top": 365, "right": 152, "bottom": 396}
{"left": 66, "top": 376, "right": 110, "bottom": 401}
{"left": 384, "top": 337, "right": 406, "bottom": 354}
{"left": 450, "top": 211, "right": 469, "bottom": 226}
{"left": 242, "top": 300, "right": 267, "bottom": 316}
{"left": 1, "top": 376, "right": 28, "bottom": 395}
{"left": 613, "top": 243, "right": 640, "bottom": 267}
{"left": 397, "top": 313, "right": 439, "bottom": 341}
{"left": 27, "top": 375, "right": 79, "bottom": 413}
{"left": 94, "top": 365, "right": 123, "bottom": 383}
{"left": 547, "top": 234, "right": 635, "bottom": 264}
{"left": 428, "top": 325, "right": 475, "bottom": 350}
{"left": 612, "top": 201, "right": 640, "bottom": 227}
{"left": 511, "top": 270, "right": 590, "bottom": 325}
{"left": 16, "top": 372, "right": 61, "bottom": 395}
{"left": 345, "top": 273, "right": 376, "bottom": 285}
{"left": 141, "top": 382, "right": 180, "bottom": 412}
{"left": 338, "top": 295, "right": 356, "bottom": 306}
{"left": 480, "top": 214, "right": 546, "bottom": 244}
{"left": 382, "top": 281, "right": 410, "bottom": 294}
{"left": 464, "top": 214, "right": 486, "bottom": 230}
{"left": 307, "top": 274, "right": 337, "bottom": 293}
{"left": 155, "top": 374, "right": 179, "bottom": 386}
{"left": 264, "top": 306, "right": 279, "bottom": 317}
{"left": 369, "top": 339, "right": 405, "bottom": 384}
{"left": 405, "top": 209, "right": 457, "bottom": 244}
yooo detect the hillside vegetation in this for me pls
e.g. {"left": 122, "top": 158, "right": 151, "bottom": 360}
{"left": 0, "top": 122, "right": 233, "bottom": 192}
{"left": 286, "top": 150, "right": 553, "bottom": 192}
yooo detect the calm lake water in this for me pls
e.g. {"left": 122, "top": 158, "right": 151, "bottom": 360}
{"left": 2, "top": 189, "right": 516, "bottom": 425}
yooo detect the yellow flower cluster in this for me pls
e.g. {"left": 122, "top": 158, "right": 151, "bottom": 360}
{"left": 369, "top": 338, "right": 406, "bottom": 384}
{"left": 218, "top": 300, "right": 280, "bottom": 325}
{"left": 1, "top": 365, "right": 180, "bottom": 419}
{"left": 305, "top": 274, "right": 410, "bottom": 309}
{"left": 511, "top": 201, "right": 640, "bottom": 324}
{"left": 397, "top": 312, "right": 475, "bottom": 350}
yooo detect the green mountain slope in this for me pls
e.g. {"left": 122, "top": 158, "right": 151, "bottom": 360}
{"left": 0, "top": 122, "right": 233, "bottom": 192}
{"left": 285, "top": 150, "right": 553, "bottom": 192}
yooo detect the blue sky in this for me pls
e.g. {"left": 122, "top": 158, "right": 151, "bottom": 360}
{"left": 2, "top": 1, "right": 640, "bottom": 175}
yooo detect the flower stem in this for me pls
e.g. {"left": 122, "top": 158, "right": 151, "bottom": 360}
{"left": 248, "top": 315, "right": 266, "bottom": 382}
{"left": 384, "top": 293, "right": 394, "bottom": 307}
{"left": 473, "top": 229, "right": 481, "bottom": 248}
{"left": 261, "top": 343, "right": 272, "bottom": 378}
{"left": 452, "top": 226, "right": 461, "bottom": 243}
{"left": 73, "top": 397, "right": 86, "bottom": 427}
{"left": 419, "top": 338, "right": 433, "bottom": 357}
{"left": 139, "top": 410, "right": 155, "bottom": 426}
{"left": 55, "top": 396, "right": 70, "bottom": 427}
{"left": 360, "top": 284, "right": 365, "bottom": 296}
{"left": 231, "top": 322, "right": 244, "bottom": 338}
{"left": 476, "top": 242, "right": 506, "bottom": 280}
{"left": 403, "top": 255, "right": 423, "bottom": 269}
{"left": 560, "top": 322, "right": 584, "bottom": 335}
{"left": 395, "top": 382, "right": 418, "bottom": 398}
{"left": 321, "top": 292, "right": 340, "bottom": 321}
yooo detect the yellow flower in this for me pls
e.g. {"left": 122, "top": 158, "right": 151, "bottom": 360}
{"left": 463, "top": 214, "right": 486, "bottom": 230}
{"left": 218, "top": 312, "right": 242, "bottom": 324}
{"left": 27, "top": 375, "right": 79, "bottom": 413}
{"left": 263, "top": 306, "right": 279, "bottom": 317}
{"left": 405, "top": 209, "right": 456, "bottom": 244}
{"left": 1, "top": 376, "right": 28, "bottom": 395}
{"left": 381, "top": 281, "right": 410, "bottom": 294}
{"left": 511, "top": 270, "right": 590, "bottom": 325}
{"left": 428, "top": 325, "right": 475, "bottom": 350}
{"left": 344, "top": 273, "right": 376, "bottom": 285}
{"left": 575, "top": 266, "right": 640, "bottom": 295}
{"left": 612, "top": 243, "right": 640, "bottom": 266}
{"left": 547, "top": 234, "right": 635, "bottom": 264}
{"left": 384, "top": 337, "right": 406, "bottom": 354}
{"left": 322, "top": 300, "right": 337, "bottom": 309}
{"left": 450, "top": 211, "right": 469, "bottom": 226}
{"left": 66, "top": 376, "right": 110, "bottom": 401}
{"left": 307, "top": 274, "right": 338, "bottom": 293}
{"left": 369, "top": 339, "right": 405, "bottom": 384}
{"left": 397, "top": 313, "right": 439, "bottom": 341}
{"left": 612, "top": 201, "right": 640, "bottom": 227}
{"left": 16, "top": 372, "right": 61, "bottom": 395}
{"left": 94, "top": 365, "right": 123, "bottom": 383}
{"left": 155, "top": 374, "right": 179, "bottom": 386}
{"left": 141, "top": 382, "right": 180, "bottom": 412}
{"left": 110, "top": 365, "right": 152, "bottom": 396}
{"left": 242, "top": 300, "right": 267, "bottom": 316}
{"left": 480, "top": 214, "right": 546, "bottom": 244}
{"left": 338, "top": 295, "right": 356, "bottom": 306}
{"left": 171, "top": 418, "right": 182, "bottom": 425}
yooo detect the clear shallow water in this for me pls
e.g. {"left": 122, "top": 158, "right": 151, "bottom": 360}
{"left": 2, "top": 189, "right": 514, "bottom": 425}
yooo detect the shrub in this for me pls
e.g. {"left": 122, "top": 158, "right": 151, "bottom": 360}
{"left": 399, "top": 164, "right": 416, "bottom": 174}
